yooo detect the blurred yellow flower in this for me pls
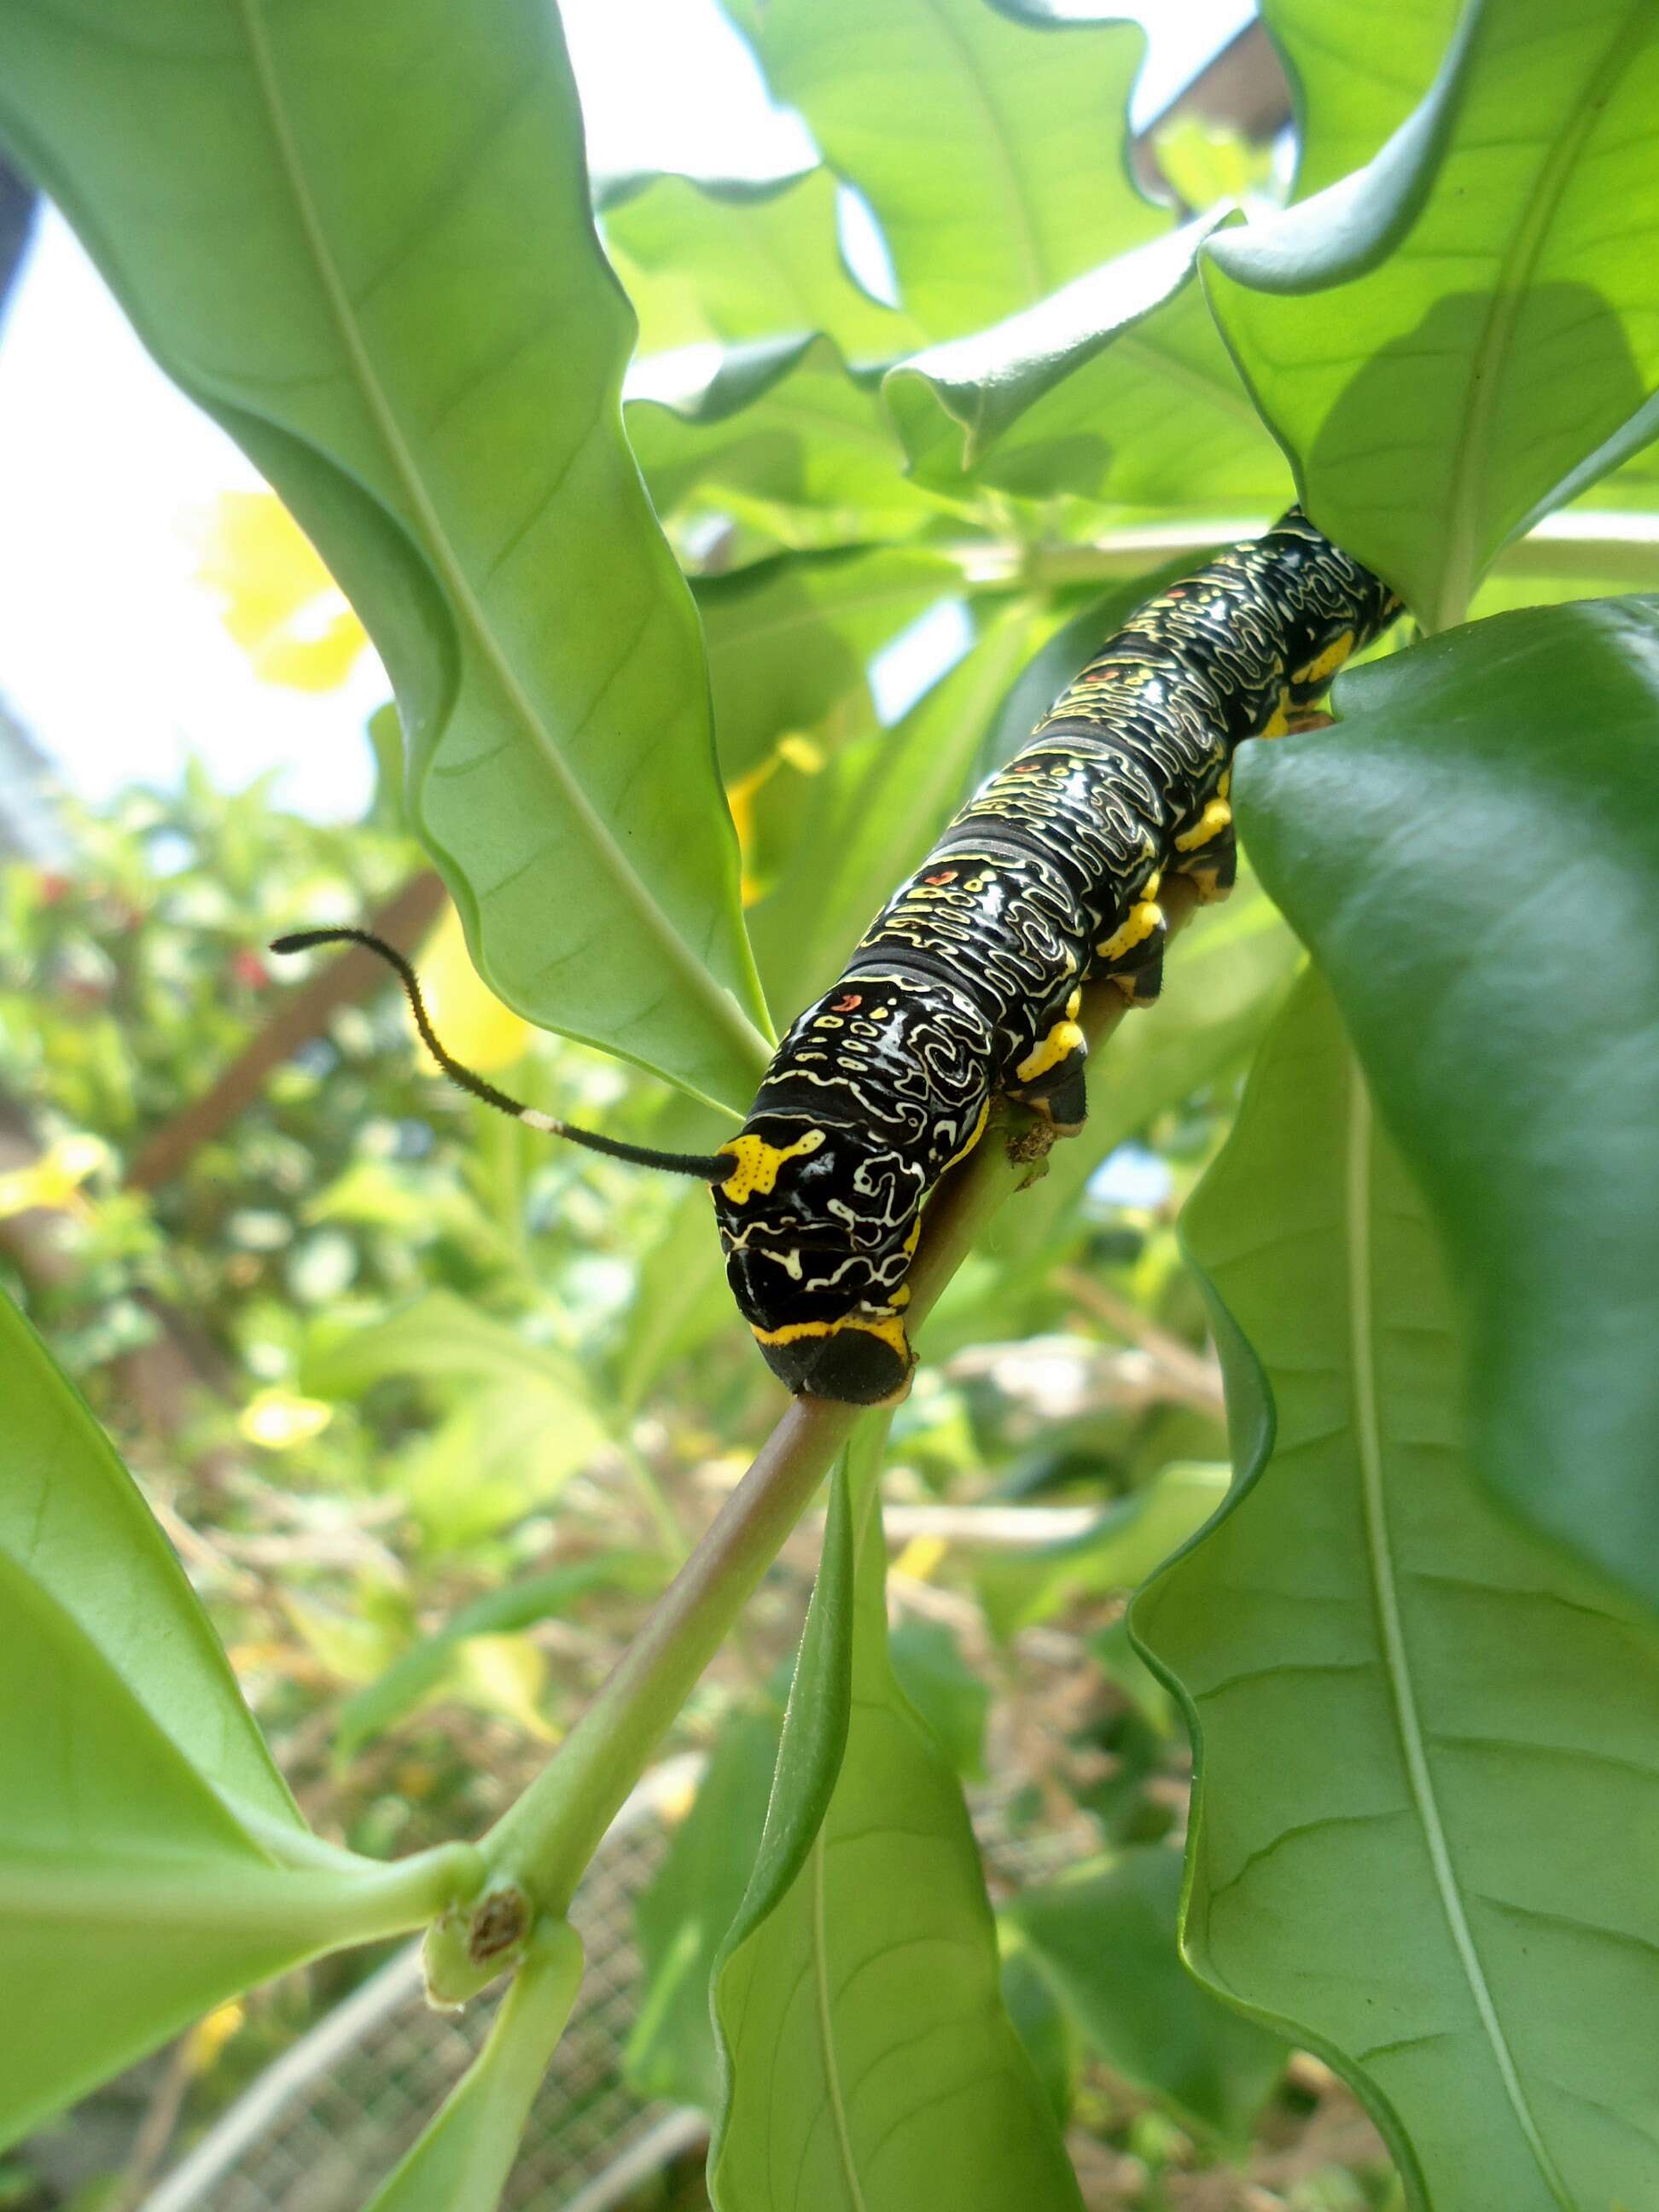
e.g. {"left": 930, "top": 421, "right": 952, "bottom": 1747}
{"left": 194, "top": 489, "right": 368, "bottom": 691}
{"left": 411, "top": 907, "right": 532, "bottom": 1074}
{"left": 240, "top": 1388, "right": 334, "bottom": 1451}
{"left": 0, "top": 1132, "right": 109, "bottom": 1220}
{"left": 183, "top": 2002, "right": 245, "bottom": 2075}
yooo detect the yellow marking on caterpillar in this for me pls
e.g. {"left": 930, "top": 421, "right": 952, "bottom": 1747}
{"left": 1261, "top": 693, "right": 1293, "bottom": 738}
{"left": 903, "top": 1216, "right": 923, "bottom": 1257}
{"left": 891, "top": 1284, "right": 911, "bottom": 1308}
{"left": 942, "top": 1096, "right": 991, "bottom": 1171}
{"left": 1174, "top": 798, "right": 1233, "bottom": 853}
{"left": 1097, "top": 899, "right": 1164, "bottom": 963}
{"left": 717, "top": 1128, "right": 825, "bottom": 1203}
{"left": 1293, "top": 630, "right": 1354, "bottom": 688}
{"left": 1016, "top": 991, "right": 1085, "bottom": 1085}
{"left": 750, "top": 1310, "right": 911, "bottom": 1360}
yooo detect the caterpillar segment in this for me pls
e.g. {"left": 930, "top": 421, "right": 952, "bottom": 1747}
{"left": 710, "top": 509, "right": 1400, "bottom": 1403}
{"left": 278, "top": 512, "right": 1398, "bottom": 1411}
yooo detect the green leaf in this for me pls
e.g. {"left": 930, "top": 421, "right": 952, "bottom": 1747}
{"left": 987, "top": 867, "right": 1301, "bottom": 1266}
{"left": 975, "top": 1462, "right": 1230, "bottom": 1640}
{"left": 1134, "top": 969, "right": 1659, "bottom": 2211}
{"left": 628, "top": 1708, "right": 783, "bottom": 2113}
{"left": 362, "top": 1918, "right": 585, "bottom": 2212}
{"left": 628, "top": 335, "right": 944, "bottom": 554}
{"left": 0, "top": 1293, "right": 479, "bottom": 2149}
{"left": 0, "top": 0, "right": 771, "bottom": 1109}
{"left": 893, "top": 259, "right": 1287, "bottom": 512}
{"left": 888, "top": 1619, "right": 990, "bottom": 1780}
{"left": 711, "top": 1429, "right": 1082, "bottom": 2210}
{"left": 339, "top": 1553, "right": 666, "bottom": 1760}
{"left": 1235, "top": 597, "right": 1659, "bottom": 1612}
{"left": 1006, "top": 1851, "right": 1286, "bottom": 2145}
{"left": 1265, "top": 0, "right": 1461, "bottom": 200}
{"left": 697, "top": 545, "right": 961, "bottom": 781}
{"left": 724, "top": 0, "right": 1160, "bottom": 339}
{"left": 603, "top": 167, "right": 921, "bottom": 359}
{"left": 0, "top": 1291, "right": 295, "bottom": 1829}
{"left": 1204, "top": 0, "right": 1659, "bottom": 627}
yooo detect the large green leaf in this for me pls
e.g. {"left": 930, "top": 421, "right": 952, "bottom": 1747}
{"left": 627, "top": 335, "right": 944, "bottom": 554}
{"left": 0, "top": 0, "right": 771, "bottom": 1110}
{"left": 723, "top": 0, "right": 1160, "bottom": 339}
{"left": 603, "top": 167, "right": 921, "bottom": 360}
{"left": 1135, "top": 971, "right": 1659, "bottom": 2211}
{"left": 889, "top": 258, "right": 1287, "bottom": 514}
{"left": 362, "top": 1919, "right": 585, "bottom": 2212}
{"left": 0, "top": 1293, "right": 479, "bottom": 2149}
{"left": 1235, "top": 596, "right": 1659, "bottom": 1611}
{"left": 1265, "top": 0, "right": 1460, "bottom": 199}
{"left": 1005, "top": 1849, "right": 1286, "bottom": 2145}
{"left": 1204, "top": 0, "right": 1659, "bottom": 627}
{"left": 711, "top": 1431, "right": 1082, "bottom": 2211}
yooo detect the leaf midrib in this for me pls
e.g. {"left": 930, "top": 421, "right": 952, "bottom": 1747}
{"left": 1435, "top": 3, "right": 1654, "bottom": 626}
{"left": 232, "top": 0, "right": 770, "bottom": 1074}
{"left": 1344, "top": 1060, "right": 1573, "bottom": 2208}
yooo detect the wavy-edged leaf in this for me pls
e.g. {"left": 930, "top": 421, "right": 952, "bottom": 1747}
{"left": 1265, "top": 0, "right": 1460, "bottom": 200}
{"left": 898, "top": 261, "right": 1286, "bottom": 514}
{"left": 1005, "top": 1849, "right": 1286, "bottom": 2146}
{"left": 1205, "top": 0, "right": 1659, "bottom": 626}
{"left": 1236, "top": 595, "right": 1659, "bottom": 1610}
{"left": 1134, "top": 969, "right": 1659, "bottom": 2212}
{"left": 628, "top": 335, "right": 944, "bottom": 555}
{"left": 0, "top": 1293, "right": 478, "bottom": 2147}
{"left": 711, "top": 1430, "right": 1081, "bottom": 2211}
{"left": 603, "top": 167, "right": 921, "bottom": 360}
{"left": 0, "top": 0, "right": 771, "bottom": 1109}
{"left": 362, "top": 1919, "right": 585, "bottom": 2212}
{"left": 724, "top": 0, "right": 1160, "bottom": 339}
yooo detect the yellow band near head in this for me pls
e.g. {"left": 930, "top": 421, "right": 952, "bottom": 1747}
{"left": 750, "top": 1309, "right": 911, "bottom": 1360}
{"left": 717, "top": 1128, "right": 824, "bottom": 1203}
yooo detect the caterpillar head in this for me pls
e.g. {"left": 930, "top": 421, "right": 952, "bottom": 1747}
{"left": 710, "top": 1113, "right": 923, "bottom": 1405}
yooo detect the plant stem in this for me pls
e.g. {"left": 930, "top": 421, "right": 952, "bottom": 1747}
{"left": 432, "top": 884, "right": 1204, "bottom": 1997}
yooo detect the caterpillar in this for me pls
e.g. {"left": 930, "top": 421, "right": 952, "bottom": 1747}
{"left": 276, "top": 508, "right": 1400, "bottom": 1406}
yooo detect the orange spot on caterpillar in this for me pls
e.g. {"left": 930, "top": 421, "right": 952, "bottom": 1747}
{"left": 923, "top": 870, "right": 958, "bottom": 886}
{"left": 830, "top": 992, "right": 863, "bottom": 1013}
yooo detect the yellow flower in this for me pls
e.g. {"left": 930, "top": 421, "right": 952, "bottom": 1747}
{"left": 193, "top": 490, "right": 368, "bottom": 691}
{"left": 410, "top": 907, "right": 531, "bottom": 1074}
{"left": 239, "top": 1388, "right": 334, "bottom": 1451}
{"left": 0, "top": 1132, "right": 109, "bottom": 1220}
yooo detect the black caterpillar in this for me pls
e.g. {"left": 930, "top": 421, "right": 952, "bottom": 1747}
{"left": 277, "top": 509, "right": 1399, "bottom": 1405}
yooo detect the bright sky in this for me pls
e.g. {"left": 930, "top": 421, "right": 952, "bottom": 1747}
{"left": 0, "top": 0, "right": 1251, "bottom": 820}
